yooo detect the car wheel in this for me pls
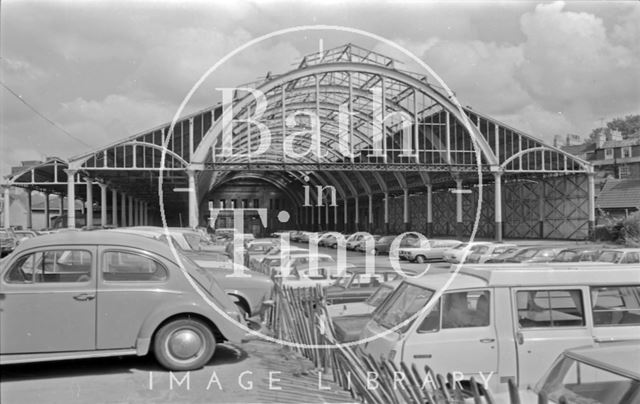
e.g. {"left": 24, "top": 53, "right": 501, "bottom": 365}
{"left": 415, "top": 255, "right": 426, "bottom": 264}
{"left": 153, "top": 317, "right": 216, "bottom": 371}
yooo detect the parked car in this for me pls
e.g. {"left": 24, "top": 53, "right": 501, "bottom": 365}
{"left": 354, "top": 234, "right": 381, "bottom": 253}
{"left": 112, "top": 227, "right": 273, "bottom": 319}
{"left": 325, "top": 267, "right": 415, "bottom": 305}
{"left": 514, "top": 342, "right": 640, "bottom": 404}
{"left": 13, "top": 229, "right": 39, "bottom": 243}
{"left": 465, "top": 243, "right": 518, "bottom": 264}
{"left": 442, "top": 241, "right": 493, "bottom": 263}
{"left": 0, "top": 228, "right": 18, "bottom": 257}
{"left": 280, "top": 262, "right": 351, "bottom": 288}
{"left": 327, "top": 281, "right": 397, "bottom": 318}
{"left": 484, "top": 246, "right": 528, "bottom": 263}
{"left": 550, "top": 246, "right": 602, "bottom": 263}
{"left": 249, "top": 245, "right": 306, "bottom": 271}
{"left": 502, "top": 246, "right": 565, "bottom": 263}
{"left": 398, "top": 239, "right": 461, "bottom": 263}
{"left": 597, "top": 248, "right": 640, "bottom": 264}
{"left": 358, "top": 264, "right": 640, "bottom": 393}
{"left": 241, "top": 240, "right": 277, "bottom": 266}
{"left": 277, "top": 252, "right": 336, "bottom": 277}
{"left": 318, "top": 233, "right": 350, "bottom": 248}
{"left": 0, "top": 230, "right": 247, "bottom": 370}
{"left": 345, "top": 232, "right": 370, "bottom": 250}
{"left": 376, "top": 233, "right": 423, "bottom": 255}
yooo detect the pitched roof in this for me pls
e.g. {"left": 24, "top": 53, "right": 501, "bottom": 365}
{"left": 596, "top": 179, "right": 640, "bottom": 209}
{"left": 601, "top": 138, "right": 640, "bottom": 149}
{"left": 561, "top": 143, "right": 596, "bottom": 155}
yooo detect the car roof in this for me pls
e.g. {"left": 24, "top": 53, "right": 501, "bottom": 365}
{"left": 404, "top": 264, "right": 640, "bottom": 289}
{"left": 8, "top": 230, "right": 174, "bottom": 259}
{"left": 600, "top": 248, "right": 640, "bottom": 253}
{"left": 565, "top": 342, "right": 640, "bottom": 380}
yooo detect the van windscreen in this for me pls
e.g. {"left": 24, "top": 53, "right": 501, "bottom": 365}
{"left": 373, "top": 282, "right": 434, "bottom": 332}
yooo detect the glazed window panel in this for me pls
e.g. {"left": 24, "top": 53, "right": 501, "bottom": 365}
{"left": 103, "top": 251, "right": 168, "bottom": 282}
{"left": 591, "top": 286, "right": 640, "bottom": 326}
{"left": 517, "top": 290, "right": 585, "bottom": 328}
{"left": 5, "top": 250, "right": 92, "bottom": 283}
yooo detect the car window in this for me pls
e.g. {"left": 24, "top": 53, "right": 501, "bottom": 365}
{"left": 621, "top": 252, "right": 640, "bottom": 264}
{"left": 350, "top": 273, "right": 384, "bottom": 288}
{"left": 6, "top": 250, "right": 92, "bottom": 283}
{"left": 598, "top": 251, "right": 623, "bottom": 263}
{"left": 474, "top": 245, "right": 489, "bottom": 254}
{"left": 493, "top": 246, "right": 512, "bottom": 254}
{"left": 102, "top": 251, "right": 168, "bottom": 282}
{"left": 517, "top": 289, "right": 585, "bottom": 328}
{"left": 591, "top": 286, "right": 640, "bottom": 326}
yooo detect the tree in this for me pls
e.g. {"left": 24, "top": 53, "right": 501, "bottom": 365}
{"left": 589, "top": 114, "right": 640, "bottom": 142}
{"left": 607, "top": 115, "right": 640, "bottom": 138}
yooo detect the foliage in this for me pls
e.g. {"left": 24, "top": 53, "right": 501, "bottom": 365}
{"left": 621, "top": 210, "right": 640, "bottom": 247}
{"left": 588, "top": 114, "right": 640, "bottom": 142}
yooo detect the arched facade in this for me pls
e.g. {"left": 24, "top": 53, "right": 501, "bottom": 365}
{"left": 4, "top": 44, "right": 595, "bottom": 239}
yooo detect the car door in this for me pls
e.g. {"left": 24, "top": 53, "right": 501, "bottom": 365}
{"left": 96, "top": 247, "right": 172, "bottom": 350}
{"left": 513, "top": 286, "right": 593, "bottom": 389}
{"left": 0, "top": 247, "right": 97, "bottom": 354}
{"left": 402, "top": 289, "right": 498, "bottom": 383}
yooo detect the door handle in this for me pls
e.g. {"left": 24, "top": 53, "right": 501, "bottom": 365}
{"left": 516, "top": 332, "right": 524, "bottom": 345}
{"left": 73, "top": 293, "right": 95, "bottom": 301}
{"left": 479, "top": 338, "right": 495, "bottom": 343}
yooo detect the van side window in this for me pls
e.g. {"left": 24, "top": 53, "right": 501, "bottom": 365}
{"left": 591, "top": 286, "right": 640, "bottom": 326}
{"left": 517, "top": 290, "right": 585, "bottom": 328}
{"left": 102, "top": 251, "right": 168, "bottom": 282}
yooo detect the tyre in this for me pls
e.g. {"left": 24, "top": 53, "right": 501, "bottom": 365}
{"left": 153, "top": 317, "right": 216, "bottom": 371}
{"left": 415, "top": 255, "right": 427, "bottom": 264}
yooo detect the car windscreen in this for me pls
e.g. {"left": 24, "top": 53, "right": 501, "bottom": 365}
{"left": 373, "top": 282, "right": 434, "bottom": 332}
{"left": 366, "top": 285, "right": 394, "bottom": 307}
{"left": 182, "top": 233, "right": 203, "bottom": 250}
{"left": 598, "top": 251, "right": 623, "bottom": 263}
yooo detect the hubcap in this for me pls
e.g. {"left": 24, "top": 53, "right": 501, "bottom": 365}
{"left": 168, "top": 329, "right": 202, "bottom": 360}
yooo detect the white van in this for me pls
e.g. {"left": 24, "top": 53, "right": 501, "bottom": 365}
{"left": 358, "top": 264, "right": 640, "bottom": 394}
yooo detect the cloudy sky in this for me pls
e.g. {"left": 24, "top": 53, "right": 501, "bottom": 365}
{"left": 1, "top": 0, "right": 638, "bottom": 178}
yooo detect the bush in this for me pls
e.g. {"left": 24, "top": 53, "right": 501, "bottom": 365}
{"left": 621, "top": 211, "right": 640, "bottom": 247}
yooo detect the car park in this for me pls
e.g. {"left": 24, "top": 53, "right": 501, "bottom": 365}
{"left": 358, "top": 264, "right": 640, "bottom": 393}
{"left": 398, "top": 239, "right": 461, "bottom": 263}
{"left": 596, "top": 248, "right": 640, "bottom": 264}
{"left": 0, "top": 228, "right": 18, "bottom": 257}
{"left": 514, "top": 342, "right": 640, "bottom": 404}
{"left": 0, "top": 230, "right": 247, "bottom": 371}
